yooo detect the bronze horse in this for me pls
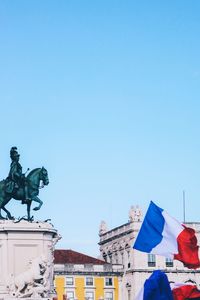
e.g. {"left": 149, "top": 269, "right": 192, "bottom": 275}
{"left": 0, "top": 167, "right": 49, "bottom": 220}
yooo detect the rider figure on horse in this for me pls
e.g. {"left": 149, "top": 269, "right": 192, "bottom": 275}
{"left": 5, "top": 147, "right": 29, "bottom": 202}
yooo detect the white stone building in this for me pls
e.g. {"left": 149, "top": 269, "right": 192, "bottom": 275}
{"left": 98, "top": 205, "right": 200, "bottom": 300}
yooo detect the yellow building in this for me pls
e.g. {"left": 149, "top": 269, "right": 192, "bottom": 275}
{"left": 54, "top": 249, "right": 123, "bottom": 300}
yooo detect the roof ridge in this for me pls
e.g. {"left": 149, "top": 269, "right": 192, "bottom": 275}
{"left": 54, "top": 249, "right": 107, "bottom": 265}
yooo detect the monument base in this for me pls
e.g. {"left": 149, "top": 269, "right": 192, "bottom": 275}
{"left": 0, "top": 220, "right": 60, "bottom": 299}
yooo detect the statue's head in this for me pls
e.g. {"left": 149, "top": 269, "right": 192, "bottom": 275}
{"left": 40, "top": 167, "right": 49, "bottom": 186}
{"left": 10, "top": 147, "right": 20, "bottom": 161}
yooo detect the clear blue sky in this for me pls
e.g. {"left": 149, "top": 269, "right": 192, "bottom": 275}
{"left": 0, "top": 1, "right": 200, "bottom": 257}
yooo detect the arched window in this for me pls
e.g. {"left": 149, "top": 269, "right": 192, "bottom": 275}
{"left": 185, "top": 279, "right": 196, "bottom": 284}
{"left": 108, "top": 251, "right": 112, "bottom": 263}
{"left": 103, "top": 252, "right": 107, "bottom": 262}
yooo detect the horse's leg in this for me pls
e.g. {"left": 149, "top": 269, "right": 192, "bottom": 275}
{"left": 0, "top": 201, "right": 6, "bottom": 219}
{"left": 0, "top": 197, "right": 13, "bottom": 219}
{"left": 15, "top": 281, "right": 25, "bottom": 297}
{"left": 2, "top": 206, "right": 14, "bottom": 220}
{"left": 0, "top": 207, "right": 6, "bottom": 219}
{"left": 32, "top": 196, "right": 43, "bottom": 211}
{"left": 0, "top": 196, "right": 6, "bottom": 219}
{"left": 27, "top": 201, "right": 32, "bottom": 221}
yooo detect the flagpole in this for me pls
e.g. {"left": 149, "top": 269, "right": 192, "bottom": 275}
{"left": 183, "top": 190, "right": 186, "bottom": 223}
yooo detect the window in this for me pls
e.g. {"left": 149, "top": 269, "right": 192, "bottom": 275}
{"left": 85, "top": 291, "right": 94, "bottom": 300}
{"left": 66, "top": 291, "right": 74, "bottom": 300}
{"left": 103, "top": 252, "right": 107, "bottom": 262}
{"left": 121, "top": 252, "right": 124, "bottom": 265}
{"left": 105, "top": 292, "right": 113, "bottom": 300}
{"left": 148, "top": 254, "right": 156, "bottom": 267}
{"left": 105, "top": 277, "right": 113, "bottom": 286}
{"left": 66, "top": 277, "right": 74, "bottom": 286}
{"left": 86, "top": 277, "right": 93, "bottom": 286}
{"left": 108, "top": 251, "right": 112, "bottom": 263}
{"left": 166, "top": 258, "right": 173, "bottom": 267}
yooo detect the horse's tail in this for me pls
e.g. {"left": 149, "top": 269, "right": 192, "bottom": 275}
{"left": 0, "top": 180, "right": 5, "bottom": 199}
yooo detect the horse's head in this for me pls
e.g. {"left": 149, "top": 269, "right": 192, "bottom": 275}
{"left": 39, "top": 167, "right": 49, "bottom": 186}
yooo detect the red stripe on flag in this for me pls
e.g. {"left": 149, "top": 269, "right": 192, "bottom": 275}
{"left": 174, "top": 227, "right": 200, "bottom": 269}
{"left": 173, "top": 284, "right": 200, "bottom": 300}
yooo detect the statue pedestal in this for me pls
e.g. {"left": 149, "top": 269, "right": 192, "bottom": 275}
{"left": 0, "top": 220, "right": 60, "bottom": 299}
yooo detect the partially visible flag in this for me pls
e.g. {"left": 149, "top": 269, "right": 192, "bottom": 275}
{"left": 172, "top": 283, "right": 200, "bottom": 300}
{"left": 135, "top": 270, "right": 173, "bottom": 300}
{"left": 135, "top": 270, "right": 200, "bottom": 300}
{"left": 133, "top": 201, "right": 200, "bottom": 269}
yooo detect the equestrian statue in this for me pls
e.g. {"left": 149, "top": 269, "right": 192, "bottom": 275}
{"left": 0, "top": 147, "right": 49, "bottom": 221}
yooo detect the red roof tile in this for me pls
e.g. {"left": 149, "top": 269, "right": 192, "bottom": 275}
{"left": 54, "top": 249, "right": 107, "bottom": 265}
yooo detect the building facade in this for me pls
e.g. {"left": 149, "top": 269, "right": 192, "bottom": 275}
{"left": 98, "top": 205, "right": 200, "bottom": 299}
{"left": 54, "top": 249, "right": 123, "bottom": 300}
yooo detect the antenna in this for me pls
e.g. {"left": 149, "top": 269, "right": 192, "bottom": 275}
{"left": 183, "top": 190, "right": 186, "bottom": 223}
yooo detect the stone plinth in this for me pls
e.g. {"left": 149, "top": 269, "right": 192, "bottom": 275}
{"left": 0, "top": 220, "right": 60, "bottom": 299}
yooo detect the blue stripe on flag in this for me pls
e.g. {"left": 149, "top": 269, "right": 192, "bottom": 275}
{"left": 143, "top": 270, "right": 173, "bottom": 300}
{"left": 133, "top": 201, "right": 164, "bottom": 252}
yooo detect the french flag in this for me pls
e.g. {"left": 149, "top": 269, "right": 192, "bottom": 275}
{"left": 135, "top": 270, "right": 200, "bottom": 300}
{"left": 133, "top": 201, "right": 200, "bottom": 269}
{"left": 135, "top": 270, "right": 173, "bottom": 300}
{"left": 172, "top": 282, "right": 200, "bottom": 300}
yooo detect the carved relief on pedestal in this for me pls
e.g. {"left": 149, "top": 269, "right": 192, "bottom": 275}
{"left": 8, "top": 254, "right": 51, "bottom": 298}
